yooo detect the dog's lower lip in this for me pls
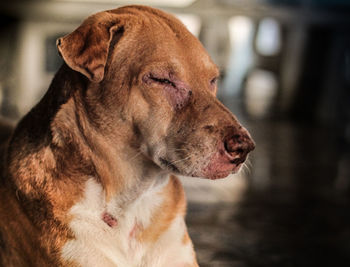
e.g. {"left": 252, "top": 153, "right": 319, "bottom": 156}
{"left": 223, "top": 149, "right": 245, "bottom": 165}
{"left": 205, "top": 162, "right": 243, "bottom": 180}
{"left": 208, "top": 168, "right": 237, "bottom": 179}
{"left": 222, "top": 146, "right": 237, "bottom": 160}
{"left": 211, "top": 165, "right": 240, "bottom": 179}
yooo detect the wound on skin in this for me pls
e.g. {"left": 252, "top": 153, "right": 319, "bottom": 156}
{"left": 102, "top": 212, "right": 118, "bottom": 228}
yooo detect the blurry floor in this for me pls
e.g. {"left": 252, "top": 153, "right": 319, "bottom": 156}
{"left": 185, "top": 119, "right": 350, "bottom": 267}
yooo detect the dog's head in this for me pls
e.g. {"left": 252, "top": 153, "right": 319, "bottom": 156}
{"left": 57, "top": 5, "right": 255, "bottom": 180}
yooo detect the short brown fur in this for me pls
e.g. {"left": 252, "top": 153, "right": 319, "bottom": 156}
{"left": 0, "top": 5, "right": 254, "bottom": 266}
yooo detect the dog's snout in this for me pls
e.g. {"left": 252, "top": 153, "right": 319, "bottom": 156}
{"left": 224, "top": 132, "right": 255, "bottom": 157}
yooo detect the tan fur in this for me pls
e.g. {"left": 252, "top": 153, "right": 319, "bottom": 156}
{"left": 137, "top": 175, "right": 186, "bottom": 243}
{"left": 0, "top": 5, "right": 254, "bottom": 266}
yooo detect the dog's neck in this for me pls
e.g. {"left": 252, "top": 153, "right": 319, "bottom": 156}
{"left": 6, "top": 65, "right": 169, "bottom": 224}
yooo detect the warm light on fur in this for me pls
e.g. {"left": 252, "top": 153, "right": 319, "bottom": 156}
{"left": 0, "top": 5, "right": 254, "bottom": 266}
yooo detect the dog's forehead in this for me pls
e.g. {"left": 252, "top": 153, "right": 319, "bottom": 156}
{"left": 140, "top": 18, "right": 218, "bottom": 76}
{"left": 101, "top": 6, "right": 219, "bottom": 77}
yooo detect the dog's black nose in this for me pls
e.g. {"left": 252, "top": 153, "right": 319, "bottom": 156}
{"left": 224, "top": 132, "right": 255, "bottom": 159}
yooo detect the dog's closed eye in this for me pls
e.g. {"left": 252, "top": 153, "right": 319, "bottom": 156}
{"left": 149, "top": 76, "right": 176, "bottom": 88}
{"left": 143, "top": 72, "right": 191, "bottom": 110}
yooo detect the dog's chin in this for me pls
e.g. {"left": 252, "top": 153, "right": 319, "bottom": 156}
{"left": 157, "top": 154, "right": 244, "bottom": 180}
{"left": 196, "top": 162, "right": 243, "bottom": 180}
{"left": 197, "top": 149, "right": 245, "bottom": 180}
{"left": 156, "top": 147, "right": 248, "bottom": 180}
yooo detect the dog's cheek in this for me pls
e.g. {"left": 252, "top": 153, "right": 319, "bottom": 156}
{"left": 164, "top": 86, "right": 192, "bottom": 111}
{"left": 172, "top": 133, "right": 214, "bottom": 175}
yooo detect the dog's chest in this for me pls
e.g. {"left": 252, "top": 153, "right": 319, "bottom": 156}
{"left": 60, "top": 178, "right": 192, "bottom": 267}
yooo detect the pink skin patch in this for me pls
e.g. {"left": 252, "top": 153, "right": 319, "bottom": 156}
{"left": 163, "top": 80, "right": 192, "bottom": 110}
{"left": 202, "top": 142, "right": 243, "bottom": 180}
{"left": 129, "top": 222, "right": 141, "bottom": 239}
{"left": 102, "top": 212, "right": 118, "bottom": 228}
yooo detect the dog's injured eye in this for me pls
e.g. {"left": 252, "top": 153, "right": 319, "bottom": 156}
{"left": 149, "top": 76, "right": 176, "bottom": 88}
{"left": 143, "top": 73, "right": 191, "bottom": 111}
{"left": 143, "top": 73, "right": 176, "bottom": 87}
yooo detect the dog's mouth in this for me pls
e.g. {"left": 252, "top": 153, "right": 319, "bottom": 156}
{"left": 157, "top": 144, "right": 249, "bottom": 180}
{"left": 155, "top": 129, "right": 255, "bottom": 179}
{"left": 201, "top": 153, "right": 246, "bottom": 180}
{"left": 197, "top": 140, "right": 254, "bottom": 180}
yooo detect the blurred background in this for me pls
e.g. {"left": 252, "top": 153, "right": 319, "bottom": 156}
{"left": 1, "top": 0, "right": 350, "bottom": 266}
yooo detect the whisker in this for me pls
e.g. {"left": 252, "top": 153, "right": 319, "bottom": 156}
{"left": 241, "top": 162, "right": 252, "bottom": 175}
{"left": 128, "top": 151, "right": 142, "bottom": 161}
{"left": 169, "top": 155, "right": 193, "bottom": 165}
{"left": 245, "top": 159, "right": 253, "bottom": 169}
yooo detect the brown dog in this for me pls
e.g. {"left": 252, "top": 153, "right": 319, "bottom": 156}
{"left": 0, "top": 5, "right": 254, "bottom": 267}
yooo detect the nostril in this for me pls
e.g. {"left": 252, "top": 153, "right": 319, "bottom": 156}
{"left": 236, "top": 148, "right": 244, "bottom": 154}
{"left": 224, "top": 138, "right": 244, "bottom": 154}
{"left": 224, "top": 140, "right": 235, "bottom": 153}
{"left": 232, "top": 134, "right": 243, "bottom": 144}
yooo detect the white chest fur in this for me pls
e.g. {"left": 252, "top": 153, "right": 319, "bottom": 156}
{"left": 61, "top": 178, "right": 194, "bottom": 267}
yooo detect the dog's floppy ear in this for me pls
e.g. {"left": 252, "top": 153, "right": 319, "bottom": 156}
{"left": 56, "top": 14, "right": 123, "bottom": 83}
